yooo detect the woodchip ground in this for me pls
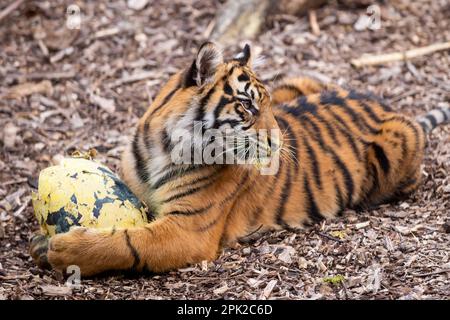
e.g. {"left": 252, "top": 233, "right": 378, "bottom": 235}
{"left": 0, "top": 0, "right": 449, "bottom": 299}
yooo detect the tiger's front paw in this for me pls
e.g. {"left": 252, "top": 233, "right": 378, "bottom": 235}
{"left": 47, "top": 227, "right": 97, "bottom": 275}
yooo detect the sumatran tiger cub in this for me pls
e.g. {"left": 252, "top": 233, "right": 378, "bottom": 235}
{"left": 42, "top": 42, "right": 450, "bottom": 276}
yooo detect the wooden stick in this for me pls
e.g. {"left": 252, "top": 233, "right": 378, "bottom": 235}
{"left": 203, "top": 19, "right": 216, "bottom": 39}
{"left": 107, "top": 70, "right": 160, "bottom": 88}
{"left": 308, "top": 10, "right": 320, "bottom": 36}
{"left": 0, "top": 0, "right": 25, "bottom": 23}
{"left": 8, "top": 70, "right": 76, "bottom": 81}
{"left": 351, "top": 41, "right": 450, "bottom": 68}
{"left": 94, "top": 27, "right": 120, "bottom": 39}
{"left": 411, "top": 269, "right": 450, "bottom": 277}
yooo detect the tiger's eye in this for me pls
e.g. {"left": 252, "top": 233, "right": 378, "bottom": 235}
{"left": 240, "top": 99, "right": 252, "bottom": 110}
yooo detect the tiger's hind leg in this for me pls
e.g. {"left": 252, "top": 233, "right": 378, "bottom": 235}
{"left": 363, "top": 115, "right": 426, "bottom": 206}
{"left": 271, "top": 77, "right": 327, "bottom": 105}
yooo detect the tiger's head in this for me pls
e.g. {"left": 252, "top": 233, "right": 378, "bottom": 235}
{"left": 145, "top": 42, "right": 281, "bottom": 170}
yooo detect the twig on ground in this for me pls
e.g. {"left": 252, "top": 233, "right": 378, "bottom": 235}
{"left": 50, "top": 47, "right": 75, "bottom": 64}
{"left": 351, "top": 41, "right": 450, "bottom": 67}
{"left": 94, "top": 27, "right": 120, "bottom": 39}
{"left": 8, "top": 71, "right": 77, "bottom": 81}
{"left": 107, "top": 71, "right": 160, "bottom": 88}
{"left": 0, "top": 0, "right": 25, "bottom": 23}
{"left": 308, "top": 10, "right": 320, "bottom": 36}
{"left": 37, "top": 40, "right": 49, "bottom": 57}
{"left": 3, "top": 178, "right": 28, "bottom": 186}
{"left": 203, "top": 19, "right": 216, "bottom": 39}
{"left": 411, "top": 269, "right": 450, "bottom": 277}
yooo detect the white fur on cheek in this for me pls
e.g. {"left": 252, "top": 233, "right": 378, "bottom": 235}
{"left": 203, "top": 112, "right": 215, "bottom": 129}
{"left": 148, "top": 144, "right": 171, "bottom": 185}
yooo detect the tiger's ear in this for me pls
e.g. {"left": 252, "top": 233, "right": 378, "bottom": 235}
{"left": 235, "top": 44, "right": 252, "bottom": 67}
{"left": 184, "top": 42, "right": 223, "bottom": 87}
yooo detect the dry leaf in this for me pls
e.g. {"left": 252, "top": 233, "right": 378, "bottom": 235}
{"left": 247, "top": 278, "right": 262, "bottom": 288}
{"left": 355, "top": 221, "right": 370, "bottom": 229}
{"left": 213, "top": 283, "right": 228, "bottom": 295}
{"left": 298, "top": 257, "right": 308, "bottom": 269}
{"left": 2, "top": 123, "right": 19, "bottom": 149}
{"left": 261, "top": 280, "right": 277, "bottom": 299}
{"left": 90, "top": 93, "right": 116, "bottom": 114}
{"left": 278, "top": 246, "right": 296, "bottom": 264}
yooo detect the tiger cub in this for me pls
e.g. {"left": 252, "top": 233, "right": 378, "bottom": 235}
{"left": 43, "top": 42, "right": 449, "bottom": 276}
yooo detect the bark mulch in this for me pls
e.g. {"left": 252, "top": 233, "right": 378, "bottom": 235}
{"left": 0, "top": 0, "right": 449, "bottom": 299}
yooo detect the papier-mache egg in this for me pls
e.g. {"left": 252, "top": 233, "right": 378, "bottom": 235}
{"left": 32, "top": 157, "right": 152, "bottom": 236}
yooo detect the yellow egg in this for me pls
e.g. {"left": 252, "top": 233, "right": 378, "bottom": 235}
{"left": 32, "top": 158, "right": 151, "bottom": 236}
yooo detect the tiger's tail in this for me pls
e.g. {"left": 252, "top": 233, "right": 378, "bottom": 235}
{"left": 416, "top": 106, "right": 450, "bottom": 133}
